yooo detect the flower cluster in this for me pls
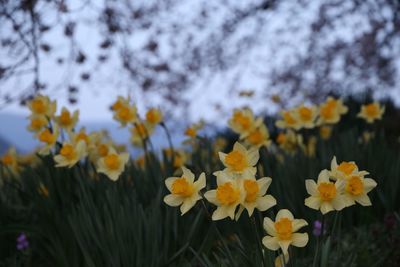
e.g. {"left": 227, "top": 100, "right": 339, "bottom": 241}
{"left": 305, "top": 156, "right": 377, "bottom": 214}
{"left": 111, "top": 96, "right": 165, "bottom": 147}
{"left": 25, "top": 95, "right": 130, "bottom": 181}
{"left": 228, "top": 108, "right": 271, "bottom": 149}
{"left": 164, "top": 142, "right": 309, "bottom": 256}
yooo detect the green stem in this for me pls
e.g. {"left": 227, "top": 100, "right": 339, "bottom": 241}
{"left": 199, "top": 199, "right": 235, "bottom": 266}
{"left": 312, "top": 214, "right": 324, "bottom": 267}
{"left": 161, "top": 122, "right": 174, "bottom": 153}
{"left": 251, "top": 216, "right": 266, "bottom": 267}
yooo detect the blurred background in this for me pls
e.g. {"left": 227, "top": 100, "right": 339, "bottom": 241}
{"left": 0, "top": 0, "right": 399, "bottom": 152}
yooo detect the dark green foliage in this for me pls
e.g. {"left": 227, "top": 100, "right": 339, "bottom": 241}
{"left": 1, "top": 101, "right": 400, "bottom": 266}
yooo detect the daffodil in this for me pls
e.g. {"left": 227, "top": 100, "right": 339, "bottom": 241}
{"left": 204, "top": 171, "right": 244, "bottom": 220}
{"left": 294, "top": 104, "right": 318, "bottom": 129}
{"left": 96, "top": 148, "right": 129, "bottom": 181}
{"left": 145, "top": 108, "right": 163, "bottom": 126}
{"left": 317, "top": 97, "right": 348, "bottom": 125}
{"left": 27, "top": 115, "right": 48, "bottom": 133}
{"left": 55, "top": 107, "right": 79, "bottom": 131}
{"left": 219, "top": 142, "right": 259, "bottom": 177}
{"left": 304, "top": 136, "right": 317, "bottom": 157}
{"left": 274, "top": 253, "right": 289, "bottom": 267}
{"left": 89, "top": 142, "right": 113, "bottom": 163}
{"left": 54, "top": 141, "right": 87, "bottom": 168}
{"left": 276, "top": 130, "right": 304, "bottom": 155}
{"left": 243, "top": 123, "right": 271, "bottom": 149}
{"left": 275, "top": 109, "right": 300, "bottom": 130}
{"left": 360, "top": 131, "right": 375, "bottom": 144}
{"left": 130, "top": 121, "right": 154, "bottom": 146}
{"left": 330, "top": 156, "right": 358, "bottom": 180}
{"left": 319, "top": 125, "right": 332, "bottom": 140}
{"left": 357, "top": 102, "right": 385, "bottom": 123}
{"left": 69, "top": 128, "right": 97, "bottom": 149}
{"left": 18, "top": 152, "right": 41, "bottom": 167}
{"left": 163, "top": 148, "right": 188, "bottom": 169}
{"left": 37, "top": 126, "right": 59, "bottom": 155}
{"left": 262, "top": 209, "right": 309, "bottom": 254}
{"left": 1, "top": 147, "right": 18, "bottom": 173}
{"left": 236, "top": 177, "right": 276, "bottom": 218}
{"left": 305, "top": 169, "right": 346, "bottom": 214}
{"left": 183, "top": 121, "right": 204, "bottom": 144}
{"left": 342, "top": 172, "right": 377, "bottom": 207}
{"left": 164, "top": 167, "right": 206, "bottom": 215}
{"left": 228, "top": 108, "right": 262, "bottom": 137}
{"left": 112, "top": 100, "right": 138, "bottom": 127}
{"left": 111, "top": 96, "right": 130, "bottom": 111}
{"left": 27, "top": 95, "right": 57, "bottom": 117}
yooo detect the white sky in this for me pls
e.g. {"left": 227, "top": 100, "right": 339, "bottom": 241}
{"left": 1, "top": 0, "right": 399, "bottom": 125}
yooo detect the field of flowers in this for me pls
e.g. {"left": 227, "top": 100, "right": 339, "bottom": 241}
{"left": 1, "top": 95, "right": 400, "bottom": 266}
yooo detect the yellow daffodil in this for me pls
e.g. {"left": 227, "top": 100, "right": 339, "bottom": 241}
{"left": 55, "top": 107, "right": 79, "bottom": 131}
{"left": 304, "top": 136, "right": 317, "bottom": 157}
{"left": 360, "top": 131, "right": 375, "bottom": 144}
{"left": 1, "top": 147, "right": 18, "bottom": 173}
{"left": 18, "top": 152, "right": 41, "bottom": 167}
{"left": 37, "top": 126, "right": 59, "bottom": 155}
{"left": 204, "top": 171, "right": 244, "bottom": 220}
{"left": 236, "top": 177, "right": 276, "bottom": 219}
{"left": 357, "top": 102, "right": 385, "bottom": 123}
{"left": 145, "top": 108, "right": 163, "bottom": 126}
{"left": 27, "top": 95, "right": 57, "bottom": 117}
{"left": 89, "top": 142, "right": 114, "bottom": 163}
{"left": 319, "top": 125, "right": 332, "bottom": 140}
{"left": 276, "top": 130, "right": 304, "bottom": 155}
{"left": 54, "top": 141, "right": 87, "bottom": 168}
{"left": 69, "top": 128, "right": 97, "bottom": 150}
{"left": 27, "top": 115, "right": 48, "bottom": 133}
{"left": 275, "top": 253, "right": 289, "bottom": 267}
{"left": 183, "top": 121, "right": 205, "bottom": 144}
{"left": 112, "top": 100, "right": 138, "bottom": 127}
{"left": 164, "top": 148, "right": 188, "bottom": 169}
{"left": 330, "top": 156, "right": 358, "bottom": 180}
{"left": 305, "top": 169, "right": 346, "bottom": 214}
{"left": 342, "top": 171, "right": 377, "bottom": 207}
{"left": 317, "top": 97, "right": 348, "bottom": 125}
{"left": 243, "top": 123, "right": 271, "bottom": 149}
{"left": 228, "top": 108, "right": 262, "bottom": 137}
{"left": 164, "top": 167, "right": 206, "bottom": 215}
{"left": 96, "top": 148, "right": 130, "bottom": 181}
{"left": 262, "top": 209, "right": 308, "bottom": 254}
{"left": 275, "top": 109, "right": 300, "bottom": 130}
{"left": 111, "top": 96, "right": 130, "bottom": 111}
{"left": 130, "top": 121, "right": 154, "bottom": 146}
{"left": 294, "top": 104, "right": 318, "bottom": 129}
{"left": 219, "top": 142, "right": 259, "bottom": 177}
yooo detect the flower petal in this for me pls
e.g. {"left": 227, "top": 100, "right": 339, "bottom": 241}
{"left": 355, "top": 194, "right": 372, "bottom": 206}
{"left": 292, "top": 219, "right": 308, "bottom": 232}
{"left": 263, "top": 217, "right": 277, "bottom": 236}
{"left": 305, "top": 196, "right": 321, "bottom": 210}
{"left": 256, "top": 195, "right": 276, "bottom": 212}
{"left": 291, "top": 233, "right": 309, "bottom": 248}
{"left": 276, "top": 209, "right": 294, "bottom": 221}
{"left": 262, "top": 236, "right": 279, "bottom": 251}
{"left": 305, "top": 180, "right": 317, "bottom": 195}
{"left": 164, "top": 194, "right": 183, "bottom": 207}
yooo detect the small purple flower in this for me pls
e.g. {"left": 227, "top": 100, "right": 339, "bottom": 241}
{"left": 313, "top": 220, "right": 324, "bottom": 236}
{"left": 16, "top": 233, "right": 29, "bottom": 251}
